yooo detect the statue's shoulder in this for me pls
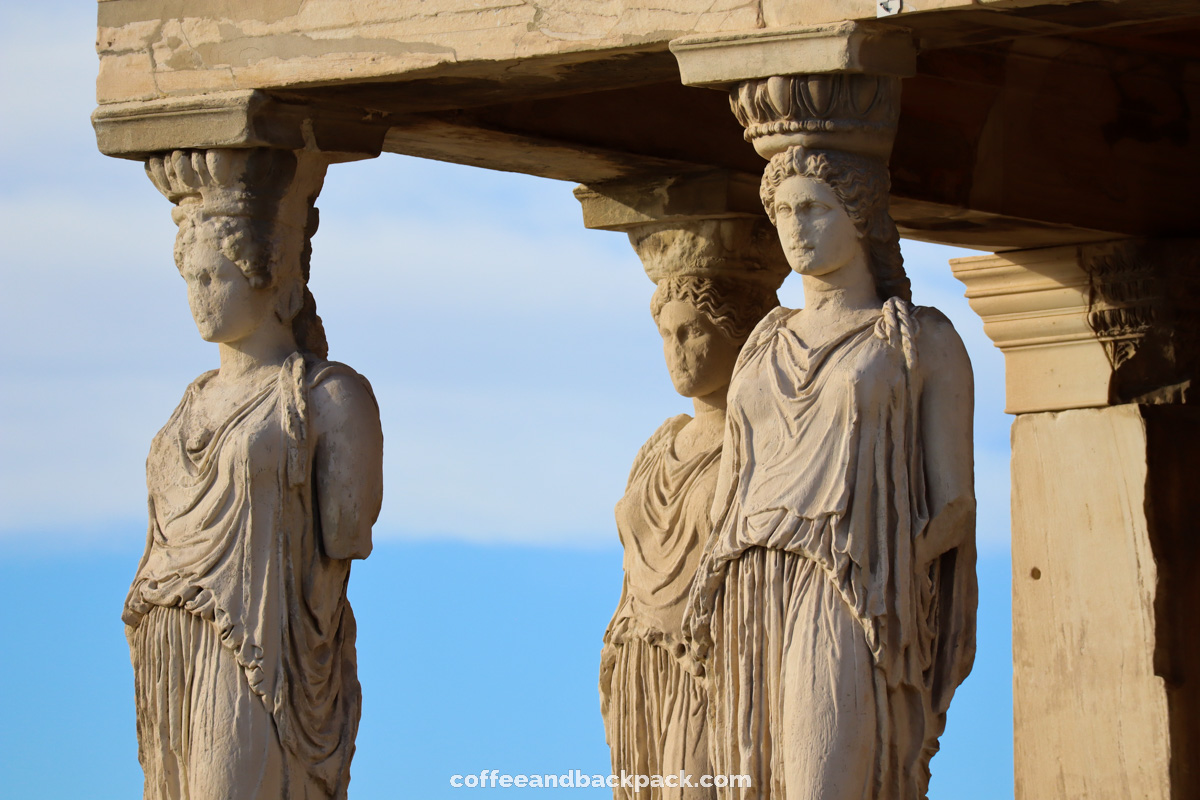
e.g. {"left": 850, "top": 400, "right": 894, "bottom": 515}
{"left": 187, "top": 368, "right": 219, "bottom": 391}
{"left": 627, "top": 414, "right": 689, "bottom": 482}
{"left": 307, "top": 358, "right": 376, "bottom": 399}
{"left": 304, "top": 358, "right": 381, "bottom": 422}
{"left": 912, "top": 305, "right": 964, "bottom": 345}
{"left": 643, "top": 413, "right": 690, "bottom": 452}
{"left": 913, "top": 304, "right": 953, "bottom": 328}
{"left": 170, "top": 368, "right": 219, "bottom": 409}
{"left": 912, "top": 306, "right": 972, "bottom": 379}
{"left": 743, "top": 305, "right": 793, "bottom": 351}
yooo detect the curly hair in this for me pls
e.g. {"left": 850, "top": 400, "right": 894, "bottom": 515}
{"left": 760, "top": 148, "right": 909, "bottom": 303}
{"left": 161, "top": 149, "right": 329, "bottom": 359}
{"left": 650, "top": 275, "right": 779, "bottom": 344}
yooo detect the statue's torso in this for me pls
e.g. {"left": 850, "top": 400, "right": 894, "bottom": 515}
{"left": 609, "top": 415, "right": 722, "bottom": 654}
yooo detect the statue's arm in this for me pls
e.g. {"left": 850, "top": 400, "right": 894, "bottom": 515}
{"left": 916, "top": 314, "right": 976, "bottom": 565}
{"left": 311, "top": 373, "right": 384, "bottom": 560}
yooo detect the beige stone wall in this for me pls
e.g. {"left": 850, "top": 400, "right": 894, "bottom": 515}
{"left": 95, "top": 0, "right": 765, "bottom": 104}
{"left": 95, "top": 0, "right": 1062, "bottom": 106}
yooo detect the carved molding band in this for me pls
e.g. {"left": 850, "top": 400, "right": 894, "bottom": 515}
{"left": 952, "top": 246, "right": 1112, "bottom": 414}
{"left": 952, "top": 241, "right": 1200, "bottom": 413}
{"left": 1084, "top": 239, "right": 1200, "bottom": 405}
{"left": 730, "top": 74, "right": 902, "bottom": 159}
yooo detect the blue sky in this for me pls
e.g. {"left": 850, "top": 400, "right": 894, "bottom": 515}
{"left": 0, "top": 2, "right": 1013, "bottom": 797}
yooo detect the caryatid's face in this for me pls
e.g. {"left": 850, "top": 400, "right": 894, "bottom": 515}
{"left": 656, "top": 300, "right": 741, "bottom": 399}
{"left": 772, "top": 175, "right": 863, "bottom": 278}
{"left": 178, "top": 218, "right": 277, "bottom": 345}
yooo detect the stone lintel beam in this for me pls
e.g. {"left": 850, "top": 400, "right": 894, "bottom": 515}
{"left": 670, "top": 21, "right": 917, "bottom": 90}
{"left": 951, "top": 240, "right": 1200, "bottom": 414}
{"left": 573, "top": 169, "right": 765, "bottom": 232}
{"left": 574, "top": 170, "right": 788, "bottom": 289}
{"left": 93, "top": 89, "right": 389, "bottom": 161}
{"left": 93, "top": 0, "right": 1200, "bottom": 110}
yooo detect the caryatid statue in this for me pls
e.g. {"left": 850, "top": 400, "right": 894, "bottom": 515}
{"left": 599, "top": 214, "right": 789, "bottom": 799}
{"left": 123, "top": 148, "right": 383, "bottom": 800}
{"left": 684, "top": 73, "right": 979, "bottom": 799}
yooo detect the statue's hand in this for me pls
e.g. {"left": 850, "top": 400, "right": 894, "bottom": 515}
{"left": 682, "top": 578, "right": 715, "bottom": 659}
{"left": 598, "top": 642, "right": 618, "bottom": 719}
{"left": 915, "top": 495, "right": 975, "bottom": 566}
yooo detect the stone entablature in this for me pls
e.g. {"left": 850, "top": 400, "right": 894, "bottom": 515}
{"left": 95, "top": 0, "right": 1080, "bottom": 107}
{"left": 94, "top": 2, "right": 1200, "bottom": 250}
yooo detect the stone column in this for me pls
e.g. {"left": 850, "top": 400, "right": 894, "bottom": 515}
{"left": 97, "top": 93, "right": 388, "bottom": 798}
{"left": 576, "top": 168, "right": 790, "bottom": 800}
{"left": 671, "top": 20, "right": 1197, "bottom": 800}
{"left": 953, "top": 241, "right": 1200, "bottom": 800}
{"left": 670, "top": 21, "right": 984, "bottom": 799}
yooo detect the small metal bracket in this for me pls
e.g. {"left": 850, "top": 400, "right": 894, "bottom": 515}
{"left": 877, "top": 0, "right": 902, "bottom": 16}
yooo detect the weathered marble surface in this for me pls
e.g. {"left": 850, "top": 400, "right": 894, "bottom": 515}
{"left": 96, "top": 0, "right": 764, "bottom": 104}
{"left": 124, "top": 148, "right": 383, "bottom": 800}
{"left": 600, "top": 215, "right": 785, "bottom": 799}
{"left": 686, "top": 147, "right": 977, "bottom": 799}
{"left": 94, "top": 0, "right": 1068, "bottom": 106}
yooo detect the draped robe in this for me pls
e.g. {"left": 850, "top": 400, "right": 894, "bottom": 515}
{"left": 123, "top": 353, "right": 373, "bottom": 800}
{"left": 687, "top": 300, "right": 977, "bottom": 800}
{"left": 601, "top": 415, "right": 721, "bottom": 799}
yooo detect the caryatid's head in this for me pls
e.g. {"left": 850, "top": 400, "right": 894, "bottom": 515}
{"left": 146, "top": 148, "right": 329, "bottom": 358}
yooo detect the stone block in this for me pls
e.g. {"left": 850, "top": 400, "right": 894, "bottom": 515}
{"left": 671, "top": 21, "right": 917, "bottom": 88}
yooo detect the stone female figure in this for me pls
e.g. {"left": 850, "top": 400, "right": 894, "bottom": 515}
{"left": 601, "top": 250, "right": 780, "bottom": 799}
{"left": 123, "top": 149, "right": 383, "bottom": 800}
{"left": 686, "top": 148, "right": 977, "bottom": 800}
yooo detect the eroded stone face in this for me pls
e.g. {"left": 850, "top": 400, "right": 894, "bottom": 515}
{"left": 771, "top": 175, "right": 862, "bottom": 278}
{"left": 656, "top": 299, "right": 741, "bottom": 399}
{"left": 177, "top": 219, "right": 282, "bottom": 344}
